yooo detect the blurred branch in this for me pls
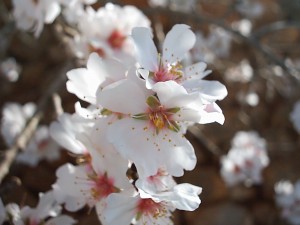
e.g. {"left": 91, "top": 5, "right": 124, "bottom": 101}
{"left": 0, "top": 64, "right": 69, "bottom": 184}
{"left": 252, "top": 20, "right": 300, "bottom": 38}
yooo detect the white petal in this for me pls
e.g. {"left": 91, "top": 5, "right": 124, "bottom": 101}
{"left": 97, "top": 79, "right": 148, "bottom": 115}
{"left": 163, "top": 24, "right": 196, "bottom": 64}
{"left": 131, "top": 27, "right": 158, "bottom": 71}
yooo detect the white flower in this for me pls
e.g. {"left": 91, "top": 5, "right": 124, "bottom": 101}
{"left": 220, "top": 131, "right": 269, "bottom": 186}
{"left": 53, "top": 119, "right": 130, "bottom": 212}
{"left": 1, "top": 102, "right": 36, "bottom": 147}
{"left": 275, "top": 180, "right": 300, "bottom": 225}
{"left": 16, "top": 125, "right": 61, "bottom": 166}
{"left": 97, "top": 79, "right": 203, "bottom": 177}
{"left": 136, "top": 170, "right": 202, "bottom": 211}
{"left": 0, "top": 57, "right": 21, "bottom": 82}
{"left": 231, "top": 19, "right": 252, "bottom": 36}
{"left": 225, "top": 59, "right": 253, "bottom": 83}
{"left": 132, "top": 24, "right": 227, "bottom": 124}
{"left": 290, "top": 100, "right": 300, "bottom": 134}
{"left": 70, "top": 3, "right": 151, "bottom": 63}
{"left": 12, "top": 0, "right": 61, "bottom": 37}
{"left": 6, "top": 191, "right": 76, "bottom": 225}
{"left": 102, "top": 188, "right": 174, "bottom": 225}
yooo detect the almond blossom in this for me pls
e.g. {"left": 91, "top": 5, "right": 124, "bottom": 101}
{"left": 102, "top": 188, "right": 175, "bottom": 225}
{"left": 5, "top": 191, "right": 76, "bottom": 225}
{"left": 97, "top": 79, "right": 203, "bottom": 178}
{"left": 275, "top": 180, "right": 300, "bottom": 225}
{"left": 220, "top": 131, "right": 269, "bottom": 187}
{"left": 52, "top": 119, "right": 130, "bottom": 212}
{"left": 1, "top": 102, "right": 36, "bottom": 147}
{"left": 69, "top": 3, "right": 151, "bottom": 64}
{"left": 131, "top": 25, "right": 227, "bottom": 124}
{"left": 16, "top": 125, "right": 61, "bottom": 166}
{"left": 12, "top": 0, "right": 61, "bottom": 37}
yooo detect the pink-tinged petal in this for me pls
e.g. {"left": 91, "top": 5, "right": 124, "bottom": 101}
{"left": 168, "top": 183, "right": 202, "bottom": 211}
{"left": 77, "top": 120, "right": 131, "bottom": 189}
{"left": 97, "top": 79, "right": 148, "bottom": 115}
{"left": 162, "top": 24, "right": 196, "bottom": 64}
{"left": 184, "top": 62, "right": 211, "bottom": 80}
{"left": 131, "top": 27, "right": 158, "bottom": 71}
{"left": 199, "top": 103, "right": 225, "bottom": 125}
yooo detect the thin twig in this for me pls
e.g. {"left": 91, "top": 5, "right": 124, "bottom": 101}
{"left": 252, "top": 20, "right": 300, "bottom": 38}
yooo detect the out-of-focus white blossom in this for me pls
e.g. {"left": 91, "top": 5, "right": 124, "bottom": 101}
{"left": 221, "top": 131, "right": 269, "bottom": 186}
{"left": 290, "top": 100, "right": 300, "bottom": 134}
{"left": 225, "top": 59, "right": 254, "bottom": 83}
{"left": 231, "top": 19, "right": 252, "bottom": 36}
{"left": 238, "top": 91, "right": 260, "bottom": 107}
{"left": 16, "top": 125, "right": 61, "bottom": 166}
{"left": 275, "top": 180, "right": 300, "bottom": 225}
{"left": 5, "top": 191, "right": 76, "bottom": 225}
{"left": 0, "top": 57, "right": 22, "bottom": 82}
{"left": 236, "top": 0, "right": 264, "bottom": 19}
{"left": 1, "top": 102, "right": 36, "bottom": 147}
{"left": 69, "top": 3, "right": 151, "bottom": 65}
{"left": 12, "top": 0, "right": 61, "bottom": 37}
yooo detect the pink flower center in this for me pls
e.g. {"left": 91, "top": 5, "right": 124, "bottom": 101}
{"left": 153, "top": 63, "right": 183, "bottom": 83}
{"left": 90, "top": 173, "right": 116, "bottom": 199}
{"left": 107, "top": 30, "right": 126, "bottom": 49}
{"left": 137, "top": 198, "right": 164, "bottom": 217}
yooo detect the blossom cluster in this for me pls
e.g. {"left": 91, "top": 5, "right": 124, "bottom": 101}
{"left": 48, "top": 21, "right": 228, "bottom": 224}
{"left": 220, "top": 131, "right": 269, "bottom": 187}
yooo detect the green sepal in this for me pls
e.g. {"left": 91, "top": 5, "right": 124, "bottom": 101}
{"left": 168, "top": 120, "right": 180, "bottom": 132}
{"left": 146, "top": 95, "right": 161, "bottom": 110}
{"left": 166, "top": 107, "right": 180, "bottom": 114}
{"left": 132, "top": 113, "right": 148, "bottom": 120}
{"left": 101, "top": 108, "right": 112, "bottom": 116}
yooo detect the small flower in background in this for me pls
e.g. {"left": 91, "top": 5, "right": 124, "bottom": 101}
{"left": 0, "top": 57, "right": 22, "bottom": 82}
{"left": 12, "top": 0, "right": 62, "bottom": 37}
{"left": 220, "top": 131, "right": 269, "bottom": 187}
{"left": 69, "top": 3, "right": 151, "bottom": 65}
{"left": 1, "top": 102, "right": 36, "bottom": 147}
{"left": 275, "top": 180, "right": 300, "bottom": 225}
{"left": 5, "top": 191, "right": 76, "bottom": 225}
{"left": 237, "top": 91, "right": 260, "bottom": 107}
{"left": 231, "top": 19, "right": 253, "bottom": 36}
{"left": 290, "top": 100, "right": 300, "bottom": 134}
{"left": 225, "top": 59, "right": 254, "bottom": 83}
{"left": 16, "top": 125, "right": 61, "bottom": 167}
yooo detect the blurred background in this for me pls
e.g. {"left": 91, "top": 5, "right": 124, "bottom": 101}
{"left": 0, "top": 0, "right": 300, "bottom": 224}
